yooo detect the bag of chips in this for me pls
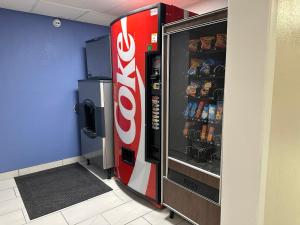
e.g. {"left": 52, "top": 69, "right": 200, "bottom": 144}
{"left": 201, "top": 105, "right": 209, "bottom": 120}
{"left": 207, "top": 126, "right": 215, "bottom": 142}
{"left": 200, "top": 81, "right": 212, "bottom": 97}
{"left": 186, "top": 82, "right": 198, "bottom": 97}
{"left": 195, "top": 101, "right": 205, "bottom": 120}
{"left": 186, "top": 85, "right": 196, "bottom": 97}
{"left": 216, "top": 102, "right": 223, "bottom": 121}
{"left": 200, "top": 36, "right": 215, "bottom": 50}
{"left": 189, "top": 102, "right": 198, "bottom": 118}
{"left": 200, "top": 125, "right": 208, "bottom": 141}
{"left": 188, "top": 39, "right": 200, "bottom": 52}
{"left": 215, "top": 33, "right": 226, "bottom": 49}
{"left": 187, "top": 58, "right": 202, "bottom": 76}
{"left": 183, "top": 102, "right": 193, "bottom": 118}
{"left": 208, "top": 104, "right": 217, "bottom": 122}
{"left": 199, "top": 59, "right": 215, "bottom": 76}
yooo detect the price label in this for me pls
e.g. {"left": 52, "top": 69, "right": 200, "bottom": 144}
{"left": 151, "top": 33, "right": 158, "bottom": 43}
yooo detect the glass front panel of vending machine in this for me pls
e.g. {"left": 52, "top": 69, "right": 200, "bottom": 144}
{"left": 168, "top": 21, "right": 227, "bottom": 176}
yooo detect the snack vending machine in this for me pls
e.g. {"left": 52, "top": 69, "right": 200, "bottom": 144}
{"left": 111, "top": 3, "right": 195, "bottom": 204}
{"left": 162, "top": 9, "right": 227, "bottom": 225}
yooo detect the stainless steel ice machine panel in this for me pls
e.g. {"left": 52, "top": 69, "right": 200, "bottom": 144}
{"left": 78, "top": 79, "right": 114, "bottom": 176}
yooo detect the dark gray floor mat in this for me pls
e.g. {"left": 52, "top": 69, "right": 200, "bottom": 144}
{"left": 15, "top": 163, "right": 112, "bottom": 219}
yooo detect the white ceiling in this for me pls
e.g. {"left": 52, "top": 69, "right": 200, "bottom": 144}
{"left": 0, "top": 0, "right": 199, "bottom": 26}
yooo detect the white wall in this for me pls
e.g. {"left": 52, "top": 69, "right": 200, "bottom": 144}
{"left": 221, "top": 1, "right": 277, "bottom": 225}
{"left": 264, "top": 0, "right": 300, "bottom": 224}
{"left": 186, "top": 0, "right": 227, "bottom": 15}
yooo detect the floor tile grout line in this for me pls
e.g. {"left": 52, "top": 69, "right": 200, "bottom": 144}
{"left": 123, "top": 213, "right": 153, "bottom": 225}
{"left": 100, "top": 200, "right": 132, "bottom": 216}
{"left": 13, "top": 187, "right": 18, "bottom": 198}
{"left": 73, "top": 215, "right": 96, "bottom": 225}
{"left": 68, "top": 200, "right": 126, "bottom": 225}
{"left": 111, "top": 189, "right": 133, "bottom": 203}
{"left": 139, "top": 216, "right": 153, "bottom": 225}
{"left": 102, "top": 213, "right": 112, "bottom": 225}
{"left": 21, "top": 208, "right": 30, "bottom": 224}
{"left": 62, "top": 198, "right": 129, "bottom": 225}
{"left": 141, "top": 209, "right": 185, "bottom": 225}
{"left": 138, "top": 209, "right": 160, "bottom": 224}
{"left": 60, "top": 211, "right": 70, "bottom": 225}
{"left": 100, "top": 202, "right": 154, "bottom": 225}
{"left": 20, "top": 208, "right": 28, "bottom": 225}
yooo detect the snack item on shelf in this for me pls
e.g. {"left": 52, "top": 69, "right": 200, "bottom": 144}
{"left": 191, "top": 58, "right": 202, "bottom": 67}
{"left": 215, "top": 33, "right": 227, "bottom": 49}
{"left": 183, "top": 127, "right": 188, "bottom": 137}
{"left": 183, "top": 102, "right": 193, "bottom": 118}
{"left": 187, "top": 67, "right": 197, "bottom": 76}
{"left": 187, "top": 58, "right": 202, "bottom": 76}
{"left": 186, "top": 82, "right": 198, "bottom": 97}
{"left": 201, "top": 105, "right": 209, "bottom": 120}
{"left": 200, "top": 36, "right": 215, "bottom": 50}
{"left": 189, "top": 102, "right": 198, "bottom": 118}
{"left": 183, "top": 101, "right": 198, "bottom": 119}
{"left": 199, "top": 59, "right": 215, "bottom": 76}
{"left": 207, "top": 126, "right": 215, "bottom": 142}
{"left": 208, "top": 104, "right": 217, "bottom": 122}
{"left": 200, "top": 125, "right": 208, "bottom": 141}
{"left": 183, "top": 121, "right": 193, "bottom": 137}
{"left": 199, "top": 63, "right": 210, "bottom": 76}
{"left": 195, "top": 101, "right": 205, "bottom": 119}
{"left": 216, "top": 102, "right": 223, "bottom": 121}
{"left": 188, "top": 39, "right": 200, "bottom": 52}
{"left": 200, "top": 81, "right": 212, "bottom": 97}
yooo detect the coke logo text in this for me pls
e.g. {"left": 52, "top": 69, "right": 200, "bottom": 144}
{"left": 114, "top": 17, "right": 139, "bottom": 145}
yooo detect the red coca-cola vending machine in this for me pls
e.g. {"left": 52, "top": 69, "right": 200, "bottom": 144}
{"left": 111, "top": 3, "right": 195, "bottom": 205}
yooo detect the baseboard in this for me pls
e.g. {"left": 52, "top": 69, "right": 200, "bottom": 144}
{"left": 0, "top": 156, "right": 83, "bottom": 181}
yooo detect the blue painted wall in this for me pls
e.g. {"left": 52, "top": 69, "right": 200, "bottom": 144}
{"left": 0, "top": 9, "right": 109, "bottom": 172}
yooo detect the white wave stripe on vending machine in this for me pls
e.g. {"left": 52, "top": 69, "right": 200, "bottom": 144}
{"left": 114, "top": 17, "right": 151, "bottom": 194}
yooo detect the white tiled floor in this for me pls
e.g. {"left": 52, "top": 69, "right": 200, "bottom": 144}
{"left": 0, "top": 164, "right": 192, "bottom": 225}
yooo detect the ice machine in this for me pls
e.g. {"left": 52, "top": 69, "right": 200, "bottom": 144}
{"left": 78, "top": 79, "right": 114, "bottom": 178}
